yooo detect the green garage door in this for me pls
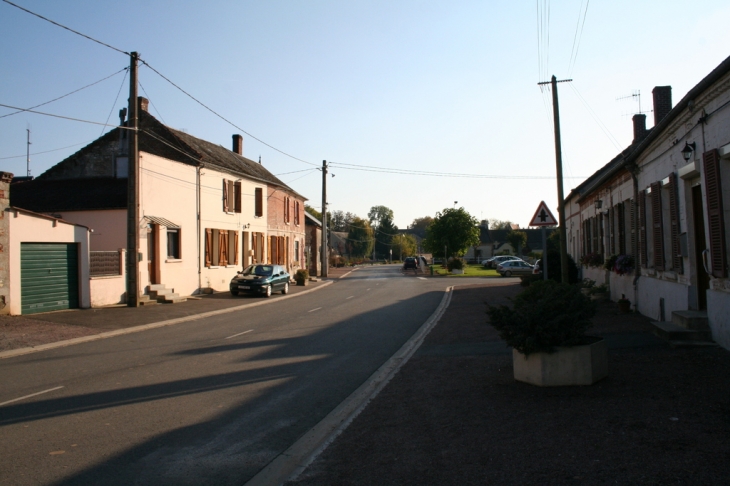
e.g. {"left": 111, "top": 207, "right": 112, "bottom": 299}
{"left": 21, "top": 243, "right": 79, "bottom": 315}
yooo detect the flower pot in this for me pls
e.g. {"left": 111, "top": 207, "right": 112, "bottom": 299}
{"left": 295, "top": 278, "right": 307, "bottom": 286}
{"left": 512, "top": 337, "right": 608, "bottom": 386}
{"left": 617, "top": 300, "right": 631, "bottom": 313}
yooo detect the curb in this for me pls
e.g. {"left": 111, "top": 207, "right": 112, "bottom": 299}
{"left": 245, "top": 285, "right": 454, "bottom": 486}
{"left": 0, "top": 280, "right": 334, "bottom": 360}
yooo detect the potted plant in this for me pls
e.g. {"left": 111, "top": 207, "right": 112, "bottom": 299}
{"left": 487, "top": 280, "right": 607, "bottom": 386}
{"left": 579, "top": 278, "right": 596, "bottom": 296}
{"left": 617, "top": 294, "right": 631, "bottom": 313}
{"left": 294, "top": 269, "right": 309, "bottom": 286}
{"left": 447, "top": 257, "right": 465, "bottom": 275}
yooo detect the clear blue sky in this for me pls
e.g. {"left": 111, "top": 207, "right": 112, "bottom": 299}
{"left": 2, "top": 0, "right": 729, "bottom": 228}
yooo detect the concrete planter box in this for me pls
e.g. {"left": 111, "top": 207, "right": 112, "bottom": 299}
{"left": 512, "top": 337, "right": 608, "bottom": 386}
{"left": 451, "top": 269, "right": 464, "bottom": 275}
{"left": 295, "top": 278, "right": 307, "bottom": 286}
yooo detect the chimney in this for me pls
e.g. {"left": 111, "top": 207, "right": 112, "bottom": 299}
{"left": 652, "top": 86, "right": 672, "bottom": 126}
{"left": 232, "top": 134, "right": 243, "bottom": 155}
{"left": 137, "top": 96, "right": 149, "bottom": 112}
{"left": 632, "top": 114, "right": 647, "bottom": 142}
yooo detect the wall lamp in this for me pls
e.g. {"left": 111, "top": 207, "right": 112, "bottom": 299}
{"left": 681, "top": 141, "right": 696, "bottom": 162}
{"left": 594, "top": 199, "right": 603, "bottom": 210}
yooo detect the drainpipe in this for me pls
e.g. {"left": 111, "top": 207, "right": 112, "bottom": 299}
{"left": 197, "top": 165, "right": 201, "bottom": 293}
{"left": 626, "top": 160, "right": 641, "bottom": 312}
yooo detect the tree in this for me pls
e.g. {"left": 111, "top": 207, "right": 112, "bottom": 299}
{"left": 374, "top": 216, "right": 398, "bottom": 259}
{"left": 346, "top": 217, "right": 374, "bottom": 258}
{"left": 506, "top": 230, "right": 528, "bottom": 255}
{"left": 367, "top": 205, "right": 394, "bottom": 230}
{"left": 391, "top": 234, "right": 417, "bottom": 260}
{"left": 305, "top": 205, "right": 321, "bottom": 220}
{"left": 488, "top": 219, "right": 514, "bottom": 230}
{"left": 408, "top": 216, "right": 433, "bottom": 232}
{"left": 423, "top": 208, "right": 480, "bottom": 258}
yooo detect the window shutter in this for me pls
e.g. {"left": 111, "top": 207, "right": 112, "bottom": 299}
{"left": 609, "top": 207, "right": 615, "bottom": 255}
{"left": 639, "top": 191, "right": 648, "bottom": 267}
{"left": 219, "top": 230, "right": 228, "bottom": 266}
{"left": 592, "top": 216, "right": 598, "bottom": 253}
{"left": 252, "top": 232, "right": 258, "bottom": 263}
{"left": 630, "top": 198, "right": 636, "bottom": 261}
{"left": 294, "top": 201, "right": 300, "bottom": 225}
{"left": 703, "top": 149, "right": 727, "bottom": 278}
{"left": 618, "top": 202, "right": 626, "bottom": 255}
{"left": 668, "top": 173, "right": 682, "bottom": 272}
{"left": 233, "top": 231, "right": 240, "bottom": 265}
{"left": 223, "top": 180, "right": 229, "bottom": 212}
{"left": 582, "top": 220, "right": 588, "bottom": 254}
{"left": 205, "top": 228, "right": 212, "bottom": 267}
{"left": 234, "top": 181, "right": 242, "bottom": 213}
{"left": 651, "top": 182, "right": 665, "bottom": 271}
{"left": 599, "top": 213, "right": 604, "bottom": 255}
{"left": 255, "top": 188, "right": 263, "bottom": 217}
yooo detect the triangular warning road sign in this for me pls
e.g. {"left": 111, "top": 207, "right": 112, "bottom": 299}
{"left": 529, "top": 201, "right": 557, "bottom": 227}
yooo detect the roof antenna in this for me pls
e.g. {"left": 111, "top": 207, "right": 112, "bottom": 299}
{"left": 26, "top": 125, "right": 32, "bottom": 177}
{"left": 259, "top": 155, "right": 262, "bottom": 165}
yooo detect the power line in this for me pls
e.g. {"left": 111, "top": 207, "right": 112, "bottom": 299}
{"left": 329, "top": 161, "right": 586, "bottom": 180}
{"left": 138, "top": 80, "right": 166, "bottom": 125}
{"left": 1, "top": 0, "right": 129, "bottom": 56}
{"left": 568, "top": 0, "right": 590, "bottom": 76}
{"left": 139, "top": 60, "right": 317, "bottom": 167}
{"left": 99, "top": 68, "right": 129, "bottom": 137}
{"left": 0, "top": 67, "right": 128, "bottom": 119}
{"left": 0, "top": 103, "right": 133, "bottom": 129}
{"left": 567, "top": 82, "right": 623, "bottom": 151}
{"left": 0, "top": 140, "right": 92, "bottom": 160}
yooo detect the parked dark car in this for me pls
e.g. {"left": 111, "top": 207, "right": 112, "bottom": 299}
{"left": 403, "top": 257, "right": 418, "bottom": 270}
{"left": 230, "top": 264, "right": 290, "bottom": 297}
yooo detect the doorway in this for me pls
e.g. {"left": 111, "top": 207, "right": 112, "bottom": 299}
{"left": 147, "top": 225, "right": 159, "bottom": 285}
{"left": 692, "top": 185, "right": 709, "bottom": 310}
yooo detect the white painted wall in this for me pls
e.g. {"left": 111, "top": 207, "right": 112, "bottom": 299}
{"left": 7, "top": 209, "right": 90, "bottom": 315}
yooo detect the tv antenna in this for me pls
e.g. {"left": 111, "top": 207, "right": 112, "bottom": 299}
{"left": 26, "top": 125, "right": 32, "bottom": 177}
{"left": 616, "top": 90, "right": 650, "bottom": 118}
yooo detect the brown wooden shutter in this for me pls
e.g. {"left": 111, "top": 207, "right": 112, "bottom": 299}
{"left": 668, "top": 173, "right": 682, "bottom": 272}
{"left": 234, "top": 181, "right": 242, "bottom": 213}
{"left": 233, "top": 231, "right": 240, "bottom": 265}
{"left": 703, "top": 149, "right": 727, "bottom": 278}
{"left": 252, "top": 233, "right": 258, "bottom": 263}
{"left": 294, "top": 201, "right": 300, "bottom": 225}
{"left": 618, "top": 202, "right": 626, "bottom": 255}
{"left": 205, "top": 228, "right": 212, "bottom": 267}
{"left": 599, "top": 213, "right": 604, "bottom": 255}
{"left": 582, "top": 220, "right": 588, "bottom": 254}
{"left": 630, "top": 198, "right": 636, "bottom": 261}
{"left": 223, "top": 180, "right": 229, "bottom": 212}
{"left": 609, "top": 207, "right": 615, "bottom": 254}
{"left": 592, "top": 217, "right": 598, "bottom": 253}
{"left": 639, "top": 191, "right": 648, "bottom": 267}
{"left": 651, "top": 182, "right": 665, "bottom": 271}
{"left": 219, "top": 230, "right": 228, "bottom": 266}
{"left": 255, "top": 188, "right": 263, "bottom": 217}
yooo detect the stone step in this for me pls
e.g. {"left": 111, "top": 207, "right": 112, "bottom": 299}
{"left": 671, "top": 310, "right": 709, "bottom": 330}
{"left": 149, "top": 284, "right": 167, "bottom": 292}
{"left": 652, "top": 321, "right": 714, "bottom": 342}
{"left": 157, "top": 293, "right": 186, "bottom": 304}
{"left": 138, "top": 295, "right": 158, "bottom": 306}
{"left": 149, "top": 288, "right": 174, "bottom": 299}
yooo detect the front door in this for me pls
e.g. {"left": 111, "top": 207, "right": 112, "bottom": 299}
{"left": 147, "top": 226, "right": 158, "bottom": 285}
{"left": 692, "top": 185, "right": 710, "bottom": 310}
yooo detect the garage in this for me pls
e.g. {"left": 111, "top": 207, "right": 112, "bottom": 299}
{"left": 21, "top": 243, "right": 79, "bottom": 315}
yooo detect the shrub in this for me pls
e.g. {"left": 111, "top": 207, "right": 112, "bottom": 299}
{"left": 486, "top": 280, "right": 597, "bottom": 356}
{"left": 604, "top": 254, "right": 618, "bottom": 271}
{"left": 447, "top": 258, "right": 465, "bottom": 271}
{"left": 541, "top": 249, "right": 580, "bottom": 284}
{"left": 295, "top": 269, "right": 309, "bottom": 281}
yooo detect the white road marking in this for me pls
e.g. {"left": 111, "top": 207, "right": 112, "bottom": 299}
{"left": 308, "top": 307, "right": 322, "bottom": 312}
{"left": 0, "top": 386, "right": 64, "bottom": 407}
{"left": 418, "top": 277, "right": 427, "bottom": 280}
{"left": 346, "top": 296, "right": 354, "bottom": 300}
{"left": 225, "top": 329, "right": 254, "bottom": 340}
{"left": 366, "top": 288, "right": 371, "bottom": 291}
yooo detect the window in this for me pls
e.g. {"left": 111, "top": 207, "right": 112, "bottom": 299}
{"left": 294, "top": 200, "right": 300, "bottom": 226}
{"left": 204, "top": 228, "right": 238, "bottom": 267}
{"left": 650, "top": 181, "right": 665, "bottom": 270}
{"left": 284, "top": 196, "right": 291, "bottom": 224}
{"left": 667, "top": 173, "right": 682, "bottom": 273}
{"left": 223, "top": 179, "right": 241, "bottom": 213}
{"left": 703, "top": 149, "right": 727, "bottom": 277}
{"left": 167, "top": 228, "right": 180, "bottom": 259}
{"left": 255, "top": 188, "right": 263, "bottom": 217}
{"left": 639, "top": 191, "right": 648, "bottom": 267}
{"left": 115, "top": 157, "right": 128, "bottom": 178}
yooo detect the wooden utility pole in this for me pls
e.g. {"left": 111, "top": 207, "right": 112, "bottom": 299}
{"left": 538, "top": 75, "right": 572, "bottom": 284}
{"left": 321, "top": 160, "right": 328, "bottom": 278}
{"left": 126, "top": 51, "right": 140, "bottom": 306}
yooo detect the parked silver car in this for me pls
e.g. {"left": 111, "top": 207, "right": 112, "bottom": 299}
{"left": 482, "top": 256, "right": 525, "bottom": 268}
{"left": 496, "top": 260, "right": 534, "bottom": 277}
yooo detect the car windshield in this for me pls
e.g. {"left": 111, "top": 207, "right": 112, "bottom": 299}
{"left": 242, "top": 265, "right": 274, "bottom": 277}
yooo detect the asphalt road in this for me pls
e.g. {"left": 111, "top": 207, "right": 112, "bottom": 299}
{"left": 0, "top": 266, "right": 450, "bottom": 485}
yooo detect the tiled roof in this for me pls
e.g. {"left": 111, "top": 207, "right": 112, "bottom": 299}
{"left": 10, "top": 178, "right": 127, "bottom": 212}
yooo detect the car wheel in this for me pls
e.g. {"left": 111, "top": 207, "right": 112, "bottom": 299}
{"left": 265, "top": 285, "right": 272, "bottom": 298}
{"left": 282, "top": 282, "right": 289, "bottom": 295}
{"left": 504, "top": 271, "right": 512, "bottom": 277}
{"left": 231, "top": 290, "right": 239, "bottom": 296}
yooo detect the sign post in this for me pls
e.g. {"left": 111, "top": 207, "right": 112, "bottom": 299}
{"left": 529, "top": 201, "right": 558, "bottom": 281}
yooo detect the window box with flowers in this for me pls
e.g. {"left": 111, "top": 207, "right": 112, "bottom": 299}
{"left": 606, "top": 254, "right": 634, "bottom": 276}
{"left": 580, "top": 253, "right": 604, "bottom": 268}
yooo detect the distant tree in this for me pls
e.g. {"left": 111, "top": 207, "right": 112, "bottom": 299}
{"left": 506, "top": 230, "right": 528, "bottom": 255}
{"left": 368, "top": 206, "right": 395, "bottom": 230}
{"left": 547, "top": 228, "right": 561, "bottom": 251}
{"left": 408, "top": 216, "right": 434, "bottom": 232}
{"left": 305, "top": 205, "right": 321, "bottom": 220}
{"left": 374, "top": 216, "right": 398, "bottom": 259}
{"left": 347, "top": 217, "right": 374, "bottom": 258}
{"left": 330, "top": 210, "right": 346, "bottom": 232}
{"left": 424, "top": 208, "right": 480, "bottom": 258}
{"left": 488, "top": 219, "right": 513, "bottom": 230}
{"left": 391, "top": 234, "right": 417, "bottom": 260}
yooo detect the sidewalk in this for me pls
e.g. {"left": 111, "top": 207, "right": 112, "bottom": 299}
{"left": 0, "top": 271, "right": 347, "bottom": 353}
{"left": 290, "top": 281, "right": 730, "bottom": 485}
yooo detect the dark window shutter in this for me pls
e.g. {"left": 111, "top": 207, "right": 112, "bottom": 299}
{"left": 618, "top": 202, "right": 626, "bottom": 255}
{"left": 630, "top": 198, "right": 636, "bottom": 260}
{"left": 234, "top": 182, "right": 242, "bottom": 213}
{"left": 651, "top": 182, "right": 665, "bottom": 271}
{"left": 592, "top": 217, "right": 598, "bottom": 253}
{"left": 703, "top": 149, "right": 727, "bottom": 278}
{"left": 639, "top": 191, "right": 647, "bottom": 267}
{"left": 609, "top": 207, "right": 615, "bottom": 254}
{"left": 205, "top": 228, "right": 212, "bottom": 267}
{"left": 223, "top": 180, "right": 229, "bottom": 212}
{"left": 598, "top": 213, "right": 604, "bottom": 254}
{"left": 255, "top": 188, "right": 263, "bottom": 217}
{"left": 233, "top": 231, "right": 239, "bottom": 265}
{"left": 668, "top": 173, "right": 682, "bottom": 272}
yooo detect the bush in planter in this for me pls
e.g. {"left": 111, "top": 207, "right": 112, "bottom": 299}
{"left": 446, "top": 258, "right": 465, "bottom": 271}
{"left": 294, "top": 269, "right": 309, "bottom": 285}
{"left": 486, "top": 280, "right": 596, "bottom": 356}
{"left": 540, "top": 249, "right": 580, "bottom": 284}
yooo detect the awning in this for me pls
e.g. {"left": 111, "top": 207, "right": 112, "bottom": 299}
{"left": 144, "top": 215, "right": 180, "bottom": 228}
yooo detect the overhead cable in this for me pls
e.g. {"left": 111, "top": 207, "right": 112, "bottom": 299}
{"left": 0, "top": 103, "right": 133, "bottom": 129}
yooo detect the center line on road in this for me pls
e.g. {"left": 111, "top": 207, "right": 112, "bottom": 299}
{"left": 308, "top": 307, "right": 322, "bottom": 312}
{"left": 0, "top": 386, "right": 64, "bottom": 407}
{"left": 225, "top": 329, "right": 254, "bottom": 340}
{"left": 366, "top": 288, "right": 371, "bottom": 291}
{"left": 346, "top": 296, "right": 354, "bottom": 300}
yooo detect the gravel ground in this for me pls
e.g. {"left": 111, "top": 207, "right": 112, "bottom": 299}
{"left": 0, "top": 314, "right": 101, "bottom": 351}
{"left": 290, "top": 282, "right": 730, "bottom": 485}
